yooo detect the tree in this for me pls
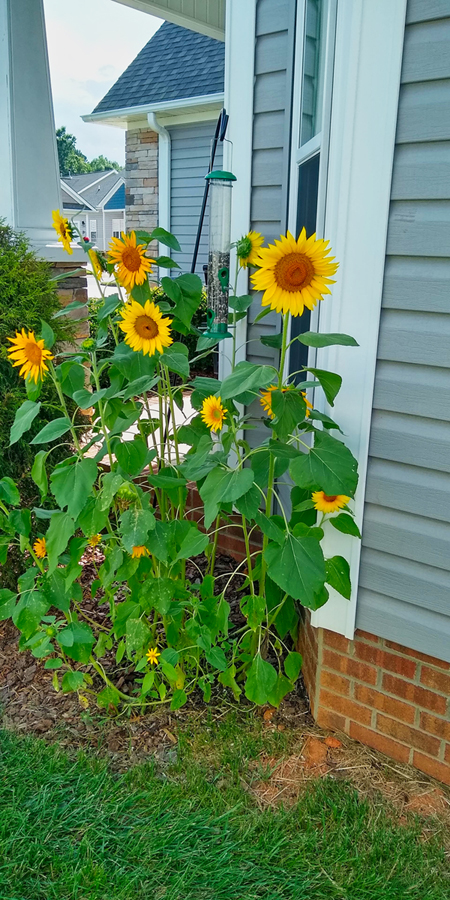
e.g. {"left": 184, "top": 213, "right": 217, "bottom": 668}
{"left": 56, "top": 127, "right": 90, "bottom": 176}
{"left": 56, "top": 127, "right": 120, "bottom": 176}
{"left": 88, "top": 154, "right": 120, "bottom": 172}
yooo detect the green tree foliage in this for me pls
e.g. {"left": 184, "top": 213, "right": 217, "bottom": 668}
{"left": 56, "top": 127, "right": 119, "bottom": 176}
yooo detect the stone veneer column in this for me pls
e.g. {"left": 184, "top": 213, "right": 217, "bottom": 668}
{"left": 125, "top": 128, "right": 159, "bottom": 236}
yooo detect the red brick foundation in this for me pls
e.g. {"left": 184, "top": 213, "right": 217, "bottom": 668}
{"left": 298, "top": 613, "right": 450, "bottom": 784}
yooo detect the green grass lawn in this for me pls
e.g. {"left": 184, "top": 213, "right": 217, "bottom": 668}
{"left": 0, "top": 717, "right": 448, "bottom": 900}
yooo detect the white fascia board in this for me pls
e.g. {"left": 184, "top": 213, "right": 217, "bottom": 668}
{"left": 308, "top": 0, "right": 408, "bottom": 638}
{"left": 60, "top": 179, "right": 96, "bottom": 210}
{"left": 110, "top": 0, "right": 224, "bottom": 41}
{"left": 82, "top": 93, "right": 224, "bottom": 128}
{"left": 219, "top": 0, "right": 256, "bottom": 383}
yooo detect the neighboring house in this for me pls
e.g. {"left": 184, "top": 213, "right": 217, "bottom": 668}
{"left": 83, "top": 21, "right": 225, "bottom": 274}
{"left": 3, "top": 0, "right": 450, "bottom": 784}
{"left": 60, "top": 169, "right": 126, "bottom": 251}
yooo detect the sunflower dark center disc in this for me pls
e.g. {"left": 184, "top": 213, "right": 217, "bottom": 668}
{"left": 322, "top": 494, "right": 338, "bottom": 503}
{"left": 25, "top": 342, "right": 43, "bottom": 365}
{"left": 274, "top": 252, "right": 314, "bottom": 292}
{"left": 135, "top": 316, "right": 159, "bottom": 339}
{"left": 122, "top": 246, "right": 143, "bottom": 272}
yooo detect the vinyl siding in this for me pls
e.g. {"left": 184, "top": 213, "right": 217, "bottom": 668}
{"left": 168, "top": 121, "right": 222, "bottom": 275}
{"left": 246, "top": 0, "right": 297, "bottom": 443}
{"left": 356, "top": 0, "right": 450, "bottom": 661}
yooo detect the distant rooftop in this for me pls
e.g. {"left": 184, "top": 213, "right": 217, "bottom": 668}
{"left": 61, "top": 170, "right": 125, "bottom": 208}
{"left": 92, "top": 21, "right": 225, "bottom": 115}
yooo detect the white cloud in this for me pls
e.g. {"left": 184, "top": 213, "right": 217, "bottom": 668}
{"left": 43, "top": 0, "right": 162, "bottom": 165}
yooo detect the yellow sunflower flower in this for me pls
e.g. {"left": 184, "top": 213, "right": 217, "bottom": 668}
{"left": 251, "top": 229, "right": 338, "bottom": 317}
{"left": 119, "top": 300, "right": 173, "bottom": 356}
{"left": 302, "top": 392, "right": 313, "bottom": 418}
{"left": 7, "top": 330, "right": 53, "bottom": 383}
{"left": 260, "top": 384, "right": 312, "bottom": 419}
{"left": 201, "top": 395, "right": 225, "bottom": 432}
{"left": 88, "top": 249, "right": 103, "bottom": 281}
{"left": 87, "top": 534, "right": 102, "bottom": 547}
{"left": 260, "top": 384, "right": 294, "bottom": 419}
{"left": 33, "top": 537, "right": 47, "bottom": 559}
{"left": 236, "top": 231, "right": 264, "bottom": 269}
{"left": 312, "top": 491, "right": 350, "bottom": 514}
{"left": 52, "top": 209, "right": 73, "bottom": 254}
{"left": 131, "top": 545, "right": 149, "bottom": 559}
{"left": 146, "top": 646, "right": 161, "bottom": 666}
{"left": 108, "top": 231, "right": 154, "bottom": 289}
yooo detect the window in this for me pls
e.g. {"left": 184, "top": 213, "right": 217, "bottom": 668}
{"left": 90, "top": 219, "right": 97, "bottom": 243}
{"left": 112, "top": 218, "right": 123, "bottom": 239}
{"left": 288, "top": 0, "right": 337, "bottom": 380}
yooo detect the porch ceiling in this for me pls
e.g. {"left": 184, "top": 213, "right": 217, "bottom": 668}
{"left": 111, "top": 0, "right": 225, "bottom": 40}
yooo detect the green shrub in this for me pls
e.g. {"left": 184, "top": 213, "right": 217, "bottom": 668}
{"left": 0, "top": 222, "right": 78, "bottom": 585}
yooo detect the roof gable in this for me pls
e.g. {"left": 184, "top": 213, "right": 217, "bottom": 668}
{"left": 92, "top": 21, "right": 224, "bottom": 115}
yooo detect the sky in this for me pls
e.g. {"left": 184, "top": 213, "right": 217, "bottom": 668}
{"left": 43, "top": 0, "right": 162, "bottom": 167}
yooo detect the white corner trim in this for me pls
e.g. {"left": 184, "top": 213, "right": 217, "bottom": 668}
{"left": 219, "top": 0, "right": 256, "bottom": 381}
{"left": 0, "top": 0, "right": 13, "bottom": 225}
{"left": 310, "top": 0, "right": 408, "bottom": 638}
{"left": 147, "top": 112, "right": 170, "bottom": 251}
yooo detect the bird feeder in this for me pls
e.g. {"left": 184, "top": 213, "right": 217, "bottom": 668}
{"left": 203, "top": 169, "right": 237, "bottom": 340}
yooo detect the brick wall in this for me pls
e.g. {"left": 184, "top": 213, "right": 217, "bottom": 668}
{"left": 298, "top": 612, "right": 450, "bottom": 785}
{"left": 125, "top": 128, "right": 158, "bottom": 238}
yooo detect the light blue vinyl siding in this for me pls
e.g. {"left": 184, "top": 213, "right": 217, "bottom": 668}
{"left": 168, "top": 122, "right": 222, "bottom": 275}
{"left": 356, "top": 0, "right": 450, "bottom": 661}
{"left": 246, "top": 0, "right": 297, "bottom": 443}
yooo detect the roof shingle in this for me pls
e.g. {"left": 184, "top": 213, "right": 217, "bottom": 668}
{"left": 92, "top": 21, "right": 224, "bottom": 115}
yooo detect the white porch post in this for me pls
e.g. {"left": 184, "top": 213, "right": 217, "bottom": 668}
{"left": 0, "top": 0, "right": 64, "bottom": 256}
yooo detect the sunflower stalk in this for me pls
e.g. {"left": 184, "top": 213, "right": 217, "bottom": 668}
{"left": 1, "top": 214, "right": 358, "bottom": 713}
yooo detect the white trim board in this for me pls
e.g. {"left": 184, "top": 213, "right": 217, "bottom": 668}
{"left": 218, "top": 0, "right": 256, "bottom": 382}
{"left": 307, "top": 0, "right": 407, "bottom": 637}
{"left": 83, "top": 93, "right": 225, "bottom": 128}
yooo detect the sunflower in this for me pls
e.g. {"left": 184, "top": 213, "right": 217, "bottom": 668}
{"left": 251, "top": 229, "right": 338, "bottom": 317}
{"left": 260, "top": 384, "right": 293, "bottom": 418}
{"left": 146, "top": 646, "right": 161, "bottom": 665}
{"left": 52, "top": 209, "right": 73, "bottom": 254}
{"left": 201, "top": 395, "right": 225, "bottom": 432}
{"left": 7, "top": 330, "right": 53, "bottom": 383}
{"left": 87, "top": 534, "right": 102, "bottom": 547}
{"left": 119, "top": 300, "right": 173, "bottom": 356}
{"left": 33, "top": 537, "right": 47, "bottom": 559}
{"left": 108, "top": 231, "right": 154, "bottom": 289}
{"left": 236, "top": 231, "right": 264, "bottom": 268}
{"left": 88, "top": 249, "right": 103, "bottom": 281}
{"left": 131, "top": 545, "right": 149, "bottom": 559}
{"left": 312, "top": 491, "right": 350, "bottom": 514}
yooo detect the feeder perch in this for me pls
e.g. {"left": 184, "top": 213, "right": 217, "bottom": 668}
{"left": 203, "top": 169, "right": 237, "bottom": 340}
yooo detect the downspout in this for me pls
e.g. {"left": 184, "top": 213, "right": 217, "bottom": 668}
{"left": 147, "top": 112, "right": 171, "bottom": 257}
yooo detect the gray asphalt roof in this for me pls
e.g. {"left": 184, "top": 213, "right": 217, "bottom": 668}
{"left": 92, "top": 21, "right": 224, "bottom": 115}
{"left": 61, "top": 171, "right": 124, "bottom": 208}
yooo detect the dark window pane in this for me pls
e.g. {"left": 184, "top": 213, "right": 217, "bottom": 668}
{"left": 289, "top": 152, "right": 319, "bottom": 381}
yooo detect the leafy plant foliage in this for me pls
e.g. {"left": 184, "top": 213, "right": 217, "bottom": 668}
{"left": 0, "top": 219, "right": 360, "bottom": 712}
